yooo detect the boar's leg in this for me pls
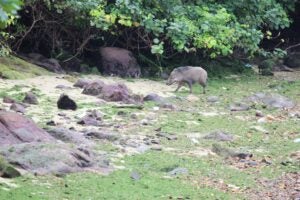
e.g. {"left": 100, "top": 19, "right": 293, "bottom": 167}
{"left": 175, "top": 82, "right": 184, "bottom": 92}
{"left": 200, "top": 83, "right": 206, "bottom": 94}
{"left": 186, "top": 81, "right": 193, "bottom": 94}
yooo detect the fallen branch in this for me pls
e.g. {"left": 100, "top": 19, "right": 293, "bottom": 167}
{"left": 285, "top": 43, "right": 300, "bottom": 51}
{"left": 63, "top": 34, "right": 95, "bottom": 62}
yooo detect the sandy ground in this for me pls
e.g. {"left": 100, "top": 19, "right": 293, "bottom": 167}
{"left": 0, "top": 75, "right": 177, "bottom": 99}
{"left": 0, "top": 75, "right": 182, "bottom": 131}
{"left": 273, "top": 68, "right": 300, "bottom": 81}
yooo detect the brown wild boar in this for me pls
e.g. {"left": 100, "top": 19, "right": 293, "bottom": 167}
{"left": 166, "top": 66, "right": 207, "bottom": 94}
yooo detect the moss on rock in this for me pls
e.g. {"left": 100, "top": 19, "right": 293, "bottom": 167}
{"left": 0, "top": 56, "right": 51, "bottom": 79}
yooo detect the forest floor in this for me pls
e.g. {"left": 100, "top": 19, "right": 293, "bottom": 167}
{"left": 0, "top": 62, "right": 299, "bottom": 200}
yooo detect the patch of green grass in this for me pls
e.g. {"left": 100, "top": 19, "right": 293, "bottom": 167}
{"left": 77, "top": 102, "right": 100, "bottom": 109}
{"left": 0, "top": 70, "right": 299, "bottom": 200}
{"left": 0, "top": 85, "right": 29, "bottom": 101}
{"left": 0, "top": 56, "right": 51, "bottom": 79}
{"left": 3, "top": 152, "right": 245, "bottom": 200}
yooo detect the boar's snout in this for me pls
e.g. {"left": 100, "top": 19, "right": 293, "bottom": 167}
{"left": 166, "top": 78, "right": 173, "bottom": 85}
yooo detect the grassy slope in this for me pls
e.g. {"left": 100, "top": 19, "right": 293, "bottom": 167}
{"left": 0, "top": 56, "right": 51, "bottom": 79}
{"left": 0, "top": 64, "right": 299, "bottom": 199}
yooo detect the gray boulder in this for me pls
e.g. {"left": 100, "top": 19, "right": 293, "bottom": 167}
{"left": 0, "top": 111, "right": 54, "bottom": 145}
{"left": 10, "top": 103, "right": 26, "bottom": 113}
{"left": 82, "top": 80, "right": 105, "bottom": 96}
{"left": 284, "top": 52, "right": 300, "bottom": 68}
{"left": 0, "top": 143, "right": 109, "bottom": 175}
{"left": 99, "top": 47, "right": 141, "bottom": 78}
{"left": 203, "top": 130, "right": 234, "bottom": 142}
{"left": 246, "top": 93, "right": 295, "bottom": 109}
{"left": 23, "top": 92, "right": 38, "bottom": 105}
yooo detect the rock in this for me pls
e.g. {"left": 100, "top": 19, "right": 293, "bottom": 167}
{"left": 207, "top": 96, "right": 219, "bottom": 103}
{"left": 168, "top": 167, "right": 188, "bottom": 176}
{"left": 77, "top": 115, "right": 101, "bottom": 126}
{"left": 141, "top": 119, "right": 149, "bottom": 125}
{"left": 39, "top": 58, "right": 64, "bottom": 73}
{"left": 0, "top": 111, "right": 54, "bottom": 145}
{"left": 212, "top": 144, "right": 252, "bottom": 159}
{"left": 82, "top": 80, "right": 105, "bottom": 96}
{"left": 98, "top": 83, "right": 129, "bottom": 102}
{"left": 117, "top": 111, "right": 127, "bottom": 116}
{"left": 85, "top": 131, "right": 119, "bottom": 141}
{"left": 294, "top": 138, "right": 300, "bottom": 143}
{"left": 47, "top": 127, "right": 93, "bottom": 146}
{"left": 82, "top": 81, "right": 142, "bottom": 104}
{"left": 289, "top": 111, "right": 300, "bottom": 119}
{"left": 55, "top": 85, "right": 72, "bottom": 89}
{"left": 150, "top": 139, "right": 160, "bottom": 144}
{"left": 27, "top": 52, "right": 46, "bottom": 61}
{"left": 255, "top": 110, "right": 264, "bottom": 117}
{"left": 99, "top": 47, "right": 141, "bottom": 78}
{"left": 22, "top": 92, "right": 38, "bottom": 105}
{"left": 257, "top": 114, "right": 279, "bottom": 123}
{"left": 57, "top": 94, "right": 77, "bottom": 110}
{"left": 203, "top": 130, "right": 234, "bottom": 141}
{"left": 136, "top": 144, "right": 150, "bottom": 153}
{"left": 61, "top": 57, "right": 81, "bottom": 72}
{"left": 186, "top": 95, "right": 199, "bottom": 102}
{"left": 156, "top": 132, "right": 178, "bottom": 140}
{"left": 246, "top": 93, "right": 295, "bottom": 109}
{"left": 3, "top": 96, "right": 16, "bottom": 104}
{"left": 284, "top": 52, "right": 300, "bottom": 68}
{"left": 77, "top": 110, "right": 102, "bottom": 126}
{"left": 46, "top": 120, "right": 56, "bottom": 126}
{"left": 88, "top": 110, "right": 103, "bottom": 120}
{"left": 290, "top": 151, "right": 300, "bottom": 160}
{"left": 130, "top": 171, "right": 141, "bottom": 181}
{"left": 153, "top": 106, "right": 160, "bottom": 111}
{"left": 73, "top": 78, "right": 92, "bottom": 88}
{"left": 241, "top": 160, "right": 258, "bottom": 166}
{"left": 0, "top": 156, "right": 21, "bottom": 178}
{"left": 99, "top": 83, "right": 142, "bottom": 104}
{"left": 159, "top": 103, "right": 176, "bottom": 110}
{"left": 151, "top": 145, "right": 162, "bottom": 151}
{"left": 58, "top": 112, "right": 67, "bottom": 117}
{"left": 23, "top": 53, "right": 64, "bottom": 73}
{"left": 0, "top": 143, "right": 109, "bottom": 175}
{"left": 229, "top": 102, "right": 250, "bottom": 111}
{"left": 250, "top": 126, "right": 269, "bottom": 134}
{"left": 143, "top": 93, "right": 164, "bottom": 103}
{"left": 10, "top": 103, "right": 26, "bottom": 113}
{"left": 130, "top": 113, "right": 138, "bottom": 119}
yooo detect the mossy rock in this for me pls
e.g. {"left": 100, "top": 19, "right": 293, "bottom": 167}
{"left": 0, "top": 56, "right": 52, "bottom": 79}
{"left": 0, "top": 156, "right": 21, "bottom": 178}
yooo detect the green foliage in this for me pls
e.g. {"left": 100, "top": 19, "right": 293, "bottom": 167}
{"left": 0, "top": 0, "right": 22, "bottom": 28}
{"left": 88, "top": 0, "right": 295, "bottom": 57}
{"left": 258, "top": 48, "right": 287, "bottom": 76}
{"left": 4, "top": 0, "right": 297, "bottom": 61}
{"left": 0, "top": 0, "right": 22, "bottom": 56}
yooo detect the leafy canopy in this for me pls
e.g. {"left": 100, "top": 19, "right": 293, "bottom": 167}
{"left": 87, "top": 0, "right": 295, "bottom": 57}
{"left": 0, "top": 0, "right": 22, "bottom": 28}
{"left": 8, "top": 0, "right": 298, "bottom": 58}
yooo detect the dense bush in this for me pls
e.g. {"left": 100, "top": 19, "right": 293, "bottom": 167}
{"left": 2, "top": 0, "right": 298, "bottom": 61}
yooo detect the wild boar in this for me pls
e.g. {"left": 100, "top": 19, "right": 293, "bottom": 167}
{"left": 166, "top": 66, "right": 207, "bottom": 94}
